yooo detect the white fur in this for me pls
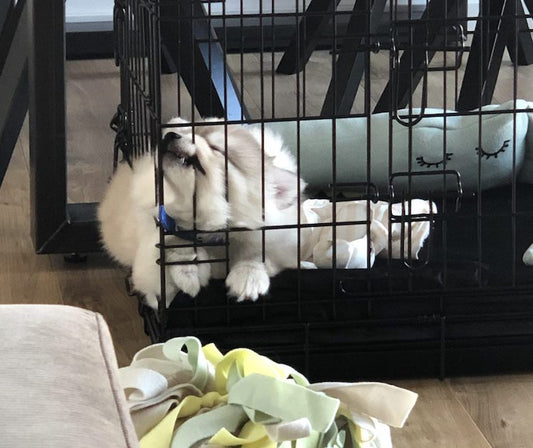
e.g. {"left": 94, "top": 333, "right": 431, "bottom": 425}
{"left": 98, "top": 119, "right": 306, "bottom": 308}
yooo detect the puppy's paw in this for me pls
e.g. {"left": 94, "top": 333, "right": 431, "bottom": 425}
{"left": 142, "top": 294, "right": 159, "bottom": 310}
{"left": 166, "top": 248, "right": 212, "bottom": 298}
{"left": 196, "top": 247, "right": 212, "bottom": 288}
{"left": 142, "top": 293, "right": 175, "bottom": 310}
{"left": 168, "top": 263, "right": 202, "bottom": 297}
{"left": 524, "top": 243, "right": 533, "bottom": 266}
{"left": 226, "top": 261, "right": 270, "bottom": 302}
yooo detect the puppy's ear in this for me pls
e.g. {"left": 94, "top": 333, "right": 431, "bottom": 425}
{"left": 202, "top": 125, "right": 259, "bottom": 152}
{"left": 203, "top": 125, "right": 264, "bottom": 177}
{"left": 267, "top": 165, "right": 307, "bottom": 209}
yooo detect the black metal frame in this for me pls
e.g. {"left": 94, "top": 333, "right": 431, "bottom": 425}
{"left": 114, "top": 0, "right": 533, "bottom": 381}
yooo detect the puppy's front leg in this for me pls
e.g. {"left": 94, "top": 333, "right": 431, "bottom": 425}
{"left": 132, "top": 233, "right": 177, "bottom": 309}
{"left": 132, "top": 234, "right": 210, "bottom": 310}
{"left": 166, "top": 243, "right": 211, "bottom": 298}
{"left": 225, "top": 231, "right": 272, "bottom": 301}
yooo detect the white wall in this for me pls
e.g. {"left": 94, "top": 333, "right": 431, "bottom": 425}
{"left": 65, "top": 0, "right": 483, "bottom": 25}
{"left": 64, "top": 0, "right": 440, "bottom": 21}
{"left": 66, "top": 0, "right": 114, "bottom": 23}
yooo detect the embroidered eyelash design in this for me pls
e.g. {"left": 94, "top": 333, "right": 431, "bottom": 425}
{"left": 416, "top": 153, "right": 453, "bottom": 168}
{"left": 475, "top": 139, "right": 510, "bottom": 159}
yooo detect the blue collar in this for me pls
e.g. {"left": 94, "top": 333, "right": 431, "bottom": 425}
{"left": 158, "top": 205, "right": 225, "bottom": 245}
{"left": 158, "top": 205, "right": 199, "bottom": 242}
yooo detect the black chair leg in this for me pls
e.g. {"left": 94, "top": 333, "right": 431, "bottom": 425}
{"left": 161, "top": 0, "right": 248, "bottom": 121}
{"left": 506, "top": 0, "right": 533, "bottom": 66}
{"left": 456, "top": 0, "right": 512, "bottom": 111}
{"left": 321, "top": 0, "right": 387, "bottom": 116}
{"left": 0, "top": 0, "right": 27, "bottom": 188}
{"left": 0, "top": 66, "right": 27, "bottom": 188}
{"left": 374, "top": 0, "right": 459, "bottom": 113}
{"left": 276, "top": 0, "right": 341, "bottom": 75}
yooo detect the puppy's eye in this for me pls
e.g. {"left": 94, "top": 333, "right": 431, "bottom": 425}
{"left": 209, "top": 144, "right": 225, "bottom": 156}
{"left": 416, "top": 153, "right": 453, "bottom": 168}
{"left": 475, "top": 139, "right": 509, "bottom": 159}
{"left": 164, "top": 149, "right": 207, "bottom": 175}
{"left": 184, "top": 154, "right": 206, "bottom": 175}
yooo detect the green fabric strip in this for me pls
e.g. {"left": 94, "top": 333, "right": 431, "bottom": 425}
{"left": 228, "top": 374, "right": 340, "bottom": 433}
{"left": 162, "top": 337, "right": 211, "bottom": 391}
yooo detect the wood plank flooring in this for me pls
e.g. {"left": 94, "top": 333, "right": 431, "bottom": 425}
{"left": 2, "top": 50, "right": 533, "bottom": 446}
{"left": 391, "top": 379, "right": 492, "bottom": 447}
{"left": 0, "top": 118, "right": 150, "bottom": 366}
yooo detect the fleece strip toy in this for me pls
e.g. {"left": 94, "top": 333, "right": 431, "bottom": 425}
{"left": 119, "top": 337, "right": 418, "bottom": 448}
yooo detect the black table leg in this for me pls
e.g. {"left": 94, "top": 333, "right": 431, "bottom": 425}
{"left": 276, "top": 0, "right": 341, "bottom": 75}
{"left": 28, "top": 0, "right": 68, "bottom": 251}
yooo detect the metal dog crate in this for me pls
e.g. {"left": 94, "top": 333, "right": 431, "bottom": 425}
{"left": 112, "top": 0, "right": 533, "bottom": 380}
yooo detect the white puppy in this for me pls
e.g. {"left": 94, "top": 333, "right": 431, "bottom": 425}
{"left": 98, "top": 118, "right": 306, "bottom": 309}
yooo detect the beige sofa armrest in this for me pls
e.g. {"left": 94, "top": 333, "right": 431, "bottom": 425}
{"left": 0, "top": 305, "right": 139, "bottom": 448}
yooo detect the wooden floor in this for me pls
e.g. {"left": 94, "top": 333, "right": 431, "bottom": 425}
{"left": 2, "top": 52, "right": 533, "bottom": 447}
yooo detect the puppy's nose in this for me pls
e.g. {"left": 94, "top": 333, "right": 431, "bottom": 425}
{"left": 163, "top": 132, "right": 182, "bottom": 142}
{"left": 162, "top": 132, "right": 182, "bottom": 152}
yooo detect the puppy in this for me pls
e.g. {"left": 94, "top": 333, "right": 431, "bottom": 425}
{"left": 98, "top": 118, "right": 306, "bottom": 309}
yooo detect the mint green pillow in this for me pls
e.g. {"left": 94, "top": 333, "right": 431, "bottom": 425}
{"left": 258, "top": 99, "right": 531, "bottom": 195}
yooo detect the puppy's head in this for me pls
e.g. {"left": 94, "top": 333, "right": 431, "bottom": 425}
{"left": 161, "top": 132, "right": 206, "bottom": 176}
{"left": 160, "top": 118, "right": 304, "bottom": 231}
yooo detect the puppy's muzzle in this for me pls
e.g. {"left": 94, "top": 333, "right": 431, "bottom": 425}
{"left": 161, "top": 132, "right": 206, "bottom": 175}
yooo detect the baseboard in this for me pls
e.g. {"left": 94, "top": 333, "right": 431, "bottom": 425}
{"left": 66, "top": 30, "right": 114, "bottom": 60}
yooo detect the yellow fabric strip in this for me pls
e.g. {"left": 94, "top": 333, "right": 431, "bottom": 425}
{"left": 203, "top": 343, "right": 224, "bottom": 365}
{"left": 209, "top": 421, "right": 274, "bottom": 447}
{"left": 140, "top": 391, "right": 227, "bottom": 448}
{"left": 215, "top": 349, "right": 288, "bottom": 394}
